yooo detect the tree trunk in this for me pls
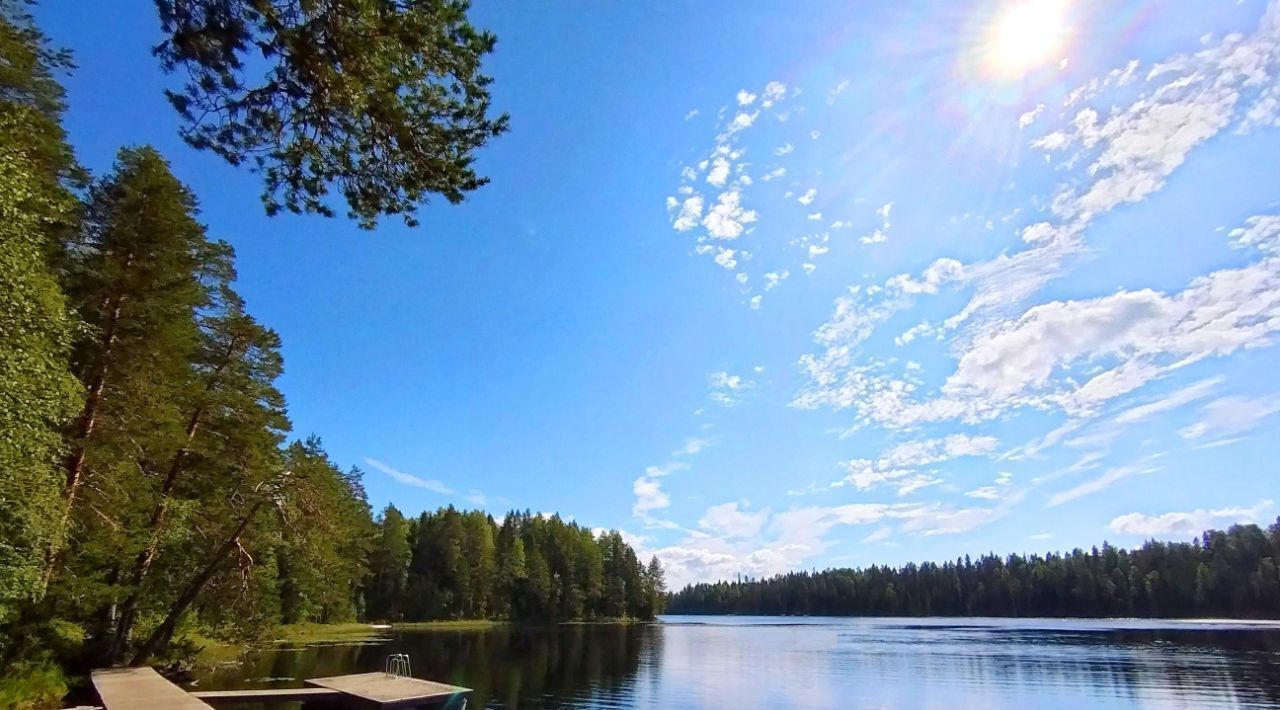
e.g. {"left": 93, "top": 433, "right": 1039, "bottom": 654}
{"left": 40, "top": 289, "right": 127, "bottom": 594}
{"left": 106, "top": 335, "right": 243, "bottom": 662}
{"left": 104, "top": 407, "right": 204, "bottom": 663}
{"left": 129, "top": 499, "right": 264, "bottom": 665}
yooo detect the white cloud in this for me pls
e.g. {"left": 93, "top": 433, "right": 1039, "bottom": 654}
{"left": 1018, "top": 104, "right": 1045, "bottom": 128}
{"left": 673, "top": 436, "right": 713, "bottom": 456}
{"left": 725, "top": 111, "right": 759, "bottom": 136}
{"left": 796, "top": 13, "right": 1280, "bottom": 423}
{"left": 1180, "top": 394, "right": 1280, "bottom": 439}
{"left": 709, "top": 370, "right": 756, "bottom": 406}
{"left": 827, "top": 79, "right": 850, "bottom": 104}
{"left": 860, "top": 229, "right": 887, "bottom": 245}
{"left": 644, "top": 462, "right": 690, "bottom": 478}
{"left": 706, "top": 157, "right": 731, "bottom": 187}
{"left": 1109, "top": 500, "right": 1273, "bottom": 536}
{"left": 1047, "top": 463, "right": 1164, "bottom": 507}
{"left": 1114, "top": 377, "right": 1223, "bottom": 423}
{"left": 862, "top": 526, "right": 892, "bottom": 543}
{"left": 702, "top": 190, "right": 758, "bottom": 240}
{"left": 670, "top": 194, "right": 704, "bottom": 232}
{"left": 632, "top": 475, "right": 670, "bottom": 517}
{"left": 886, "top": 258, "right": 965, "bottom": 294}
{"left": 713, "top": 247, "right": 737, "bottom": 270}
{"left": 737, "top": 89, "right": 757, "bottom": 106}
{"left": 807, "top": 231, "right": 1280, "bottom": 431}
{"left": 836, "top": 434, "right": 999, "bottom": 492}
{"left": 1229, "top": 215, "right": 1280, "bottom": 250}
{"left": 774, "top": 143, "right": 794, "bottom": 156}
{"left": 364, "top": 458, "right": 455, "bottom": 495}
{"left": 797, "top": 188, "right": 818, "bottom": 205}
{"left": 652, "top": 500, "right": 1006, "bottom": 588}
{"left": 762, "top": 81, "right": 788, "bottom": 103}
{"left": 700, "top": 502, "right": 770, "bottom": 539}
{"left": 684, "top": 109, "right": 699, "bottom": 121}
{"left": 966, "top": 472, "right": 1014, "bottom": 500}
{"left": 749, "top": 294, "right": 763, "bottom": 310}
{"left": 763, "top": 270, "right": 790, "bottom": 290}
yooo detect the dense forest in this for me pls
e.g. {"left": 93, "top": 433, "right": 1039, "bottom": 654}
{"left": 668, "top": 522, "right": 1280, "bottom": 618}
{"left": 366, "top": 507, "right": 666, "bottom": 623}
{"left": 0, "top": 2, "right": 656, "bottom": 702}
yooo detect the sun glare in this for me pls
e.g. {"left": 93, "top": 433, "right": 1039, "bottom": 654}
{"left": 984, "top": 0, "right": 1071, "bottom": 78}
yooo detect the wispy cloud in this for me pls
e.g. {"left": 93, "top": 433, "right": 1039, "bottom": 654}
{"left": 1180, "top": 394, "right": 1280, "bottom": 440}
{"left": 364, "top": 458, "right": 455, "bottom": 495}
{"left": 673, "top": 436, "right": 714, "bottom": 457}
{"left": 708, "top": 370, "right": 756, "bottom": 406}
{"left": 1047, "top": 462, "right": 1164, "bottom": 507}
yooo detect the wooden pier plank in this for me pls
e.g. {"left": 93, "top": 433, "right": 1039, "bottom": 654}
{"left": 305, "top": 672, "right": 471, "bottom": 709}
{"left": 91, "top": 667, "right": 213, "bottom": 709}
{"left": 191, "top": 686, "right": 343, "bottom": 704}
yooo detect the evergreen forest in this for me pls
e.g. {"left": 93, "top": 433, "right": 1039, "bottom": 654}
{"left": 667, "top": 522, "right": 1280, "bottom": 618}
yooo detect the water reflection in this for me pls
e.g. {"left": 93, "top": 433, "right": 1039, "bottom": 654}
{"left": 195, "top": 617, "right": 1280, "bottom": 708}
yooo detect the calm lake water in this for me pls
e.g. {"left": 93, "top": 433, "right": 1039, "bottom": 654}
{"left": 194, "top": 616, "right": 1280, "bottom": 708}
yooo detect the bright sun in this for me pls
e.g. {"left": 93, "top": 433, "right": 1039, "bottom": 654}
{"left": 984, "top": 0, "right": 1071, "bottom": 78}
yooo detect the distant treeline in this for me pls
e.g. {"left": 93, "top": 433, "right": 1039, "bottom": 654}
{"left": 667, "top": 522, "right": 1280, "bottom": 618}
{"left": 367, "top": 507, "right": 666, "bottom": 623}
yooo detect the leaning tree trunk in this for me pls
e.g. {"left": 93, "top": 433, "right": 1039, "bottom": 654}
{"left": 129, "top": 499, "right": 264, "bottom": 665}
{"left": 41, "top": 288, "right": 128, "bottom": 594}
{"left": 106, "top": 337, "right": 243, "bottom": 663}
{"left": 104, "top": 407, "right": 204, "bottom": 663}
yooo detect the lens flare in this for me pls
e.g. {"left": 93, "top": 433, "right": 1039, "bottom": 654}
{"left": 983, "top": 0, "right": 1071, "bottom": 78}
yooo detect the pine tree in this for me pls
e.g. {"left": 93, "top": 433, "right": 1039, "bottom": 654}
{"left": 646, "top": 556, "right": 667, "bottom": 617}
{"left": 53, "top": 146, "right": 220, "bottom": 604}
{"left": 152, "top": 0, "right": 510, "bottom": 228}
{"left": 367, "top": 505, "right": 412, "bottom": 621}
{"left": 104, "top": 284, "right": 290, "bottom": 661}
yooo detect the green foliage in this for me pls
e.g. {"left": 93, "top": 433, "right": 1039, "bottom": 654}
{"left": 153, "top": 0, "right": 510, "bottom": 228}
{"left": 366, "top": 505, "right": 413, "bottom": 621}
{"left": 667, "top": 521, "right": 1280, "bottom": 618}
{"left": 0, "top": 3, "right": 82, "bottom": 631}
{"left": 274, "top": 440, "right": 374, "bottom": 625}
{"left": 391, "top": 508, "right": 657, "bottom": 622}
{"left": 53, "top": 146, "right": 226, "bottom": 620}
{"left": 0, "top": 659, "right": 68, "bottom": 709}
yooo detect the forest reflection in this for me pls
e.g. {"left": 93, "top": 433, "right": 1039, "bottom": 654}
{"left": 196, "top": 619, "right": 1280, "bottom": 709}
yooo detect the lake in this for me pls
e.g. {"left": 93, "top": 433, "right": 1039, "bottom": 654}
{"left": 194, "top": 616, "right": 1280, "bottom": 708}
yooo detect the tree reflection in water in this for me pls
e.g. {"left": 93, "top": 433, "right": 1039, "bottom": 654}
{"left": 195, "top": 619, "right": 1280, "bottom": 709}
{"left": 197, "top": 623, "right": 659, "bottom": 709}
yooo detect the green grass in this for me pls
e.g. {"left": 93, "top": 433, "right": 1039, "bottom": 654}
{"left": 391, "top": 619, "right": 504, "bottom": 631}
{"left": 273, "top": 622, "right": 390, "bottom": 643}
{"left": 272, "top": 620, "right": 505, "bottom": 642}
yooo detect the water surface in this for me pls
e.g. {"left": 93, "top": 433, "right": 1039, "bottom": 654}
{"left": 195, "top": 616, "right": 1280, "bottom": 708}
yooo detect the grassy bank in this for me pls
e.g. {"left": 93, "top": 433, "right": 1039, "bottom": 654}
{"left": 273, "top": 619, "right": 505, "bottom": 643}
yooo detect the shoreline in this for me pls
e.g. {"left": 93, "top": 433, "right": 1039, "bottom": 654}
{"left": 193, "top": 618, "right": 653, "bottom": 668}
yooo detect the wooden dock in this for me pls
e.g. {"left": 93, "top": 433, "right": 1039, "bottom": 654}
{"left": 92, "top": 666, "right": 471, "bottom": 709}
{"left": 191, "top": 687, "right": 343, "bottom": 705}
{"left": 90, "top": 668, "right": 213, "bottom": 709}
{"left": 307, "top": 672, "right": 470, "bottom": 708}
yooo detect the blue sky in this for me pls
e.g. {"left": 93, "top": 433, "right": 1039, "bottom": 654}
{"left": 37, "top": 0, "right": 1280, "bottom": 588}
